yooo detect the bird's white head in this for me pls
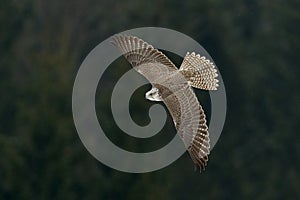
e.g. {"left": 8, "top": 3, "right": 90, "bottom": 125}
{"left": 145, "top": 87, "right": 162, "bottom": 102}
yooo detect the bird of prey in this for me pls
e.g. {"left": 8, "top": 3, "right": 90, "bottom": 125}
{"left": 111, "top": 34, "right": 219, "bottom": 172}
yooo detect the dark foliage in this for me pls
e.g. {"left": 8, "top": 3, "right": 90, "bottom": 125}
{"left": 0, "top": 0, "right": 299, "bottom": 199}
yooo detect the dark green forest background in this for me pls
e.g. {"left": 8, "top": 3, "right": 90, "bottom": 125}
{"left": 1, "top": 0, "right": 299, "bottom": 199}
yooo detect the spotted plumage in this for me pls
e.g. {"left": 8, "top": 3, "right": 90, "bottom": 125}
{"left": 111, "top": 34, "right": 219, "bottom": 172}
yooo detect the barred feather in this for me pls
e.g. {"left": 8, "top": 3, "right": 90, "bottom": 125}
{"left": 112, "top": 35, "right": 213, "bottom": 172}
{"left": 180, "top": 52, "right": 219, "bottom": 90}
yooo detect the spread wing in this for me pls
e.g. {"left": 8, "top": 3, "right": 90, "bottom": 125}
{"left": 179, "top": 52, "right": 219, "bottom": 90}
{"left": 111, "top": 34, "right": 178, "bottom": 83}
{"left": 112, "top": 34, "right": 210, "bottom": 171}
{"left": 155, "top": 82, "right": 210, "bottom": 172}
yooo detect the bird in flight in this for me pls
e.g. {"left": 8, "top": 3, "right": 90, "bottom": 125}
{"left": 111, "top": 34, "right": 219, "bottom": 172}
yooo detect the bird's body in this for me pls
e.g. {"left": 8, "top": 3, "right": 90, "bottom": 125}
{"left": 112, "top": 34, "right": 219, "bottom": 172}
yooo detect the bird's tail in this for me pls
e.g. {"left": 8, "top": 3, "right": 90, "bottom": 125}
{"left": 179, "top": 52, "right": 219, "bottom": 90}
